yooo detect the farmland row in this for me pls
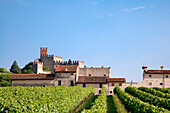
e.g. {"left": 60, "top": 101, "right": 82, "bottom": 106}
{"left": 125, "top": 86, "right": 170, "bottom": 110}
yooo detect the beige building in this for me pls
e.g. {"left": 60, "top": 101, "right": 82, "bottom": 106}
{"left": 11, "top": 47, "right": 126, "bottom": 95}
{"left": 122, "top": 66, "right": 170, "bottom": 89}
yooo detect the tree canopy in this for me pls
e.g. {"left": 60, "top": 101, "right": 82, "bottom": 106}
{"left": 21, "top": 62, "right": 33, "bottom": 74}
{"left": 10, "top": 61, "right": 21, "bottom": 73}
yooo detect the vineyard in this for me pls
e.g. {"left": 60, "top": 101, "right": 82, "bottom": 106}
{"left": 0, "top": 86, "right": 169, "bottom": 113}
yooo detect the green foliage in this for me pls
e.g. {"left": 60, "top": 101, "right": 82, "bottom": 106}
{"left": 10, "top": 61, "right": 21, "bottom": 73}
{"left": 138, "top": 86, "right": 170, "bottom": 99}
{"left": 125, "top": 86, "right": 170, "bottom": 110}
{"left": 114, "top": 86, "right": 169, "bottom": 113}
{"left": 21, "top": 62, "right": 33, "bottom": 74}
{"left": 0, "top": 68, "right": 9, "bottom": 73}
{"left": 153, "top": 87, "right": 170, "bottom": 94}
{"left": 0, "top": 73, "right": 11, "bottom": 87}
{"left": 82, "top": 86, "right": 107, "bottom": 113}
{"left": 0, "top": 86, "right": 95, "bottom": 112}
{"left": 43, "top": 66, "right": 50, "bottom": 71}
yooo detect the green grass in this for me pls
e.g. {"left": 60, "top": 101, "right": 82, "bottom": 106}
{"left": 113, "top": 94, "right": 128, "bottom": 113}
{"left": 75, "top": 95, "right": 99, "bottom": 113}
{"left": 107, "top": 95, "right": 118, "bottom": 113}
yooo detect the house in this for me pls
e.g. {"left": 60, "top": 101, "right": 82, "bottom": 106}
{"left": 11, "top": 47, "right": 126, "bottom": 95}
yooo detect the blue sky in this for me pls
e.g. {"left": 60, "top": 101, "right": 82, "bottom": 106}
{"left": 0, "top": 0, "right": 170, "bottom": 82}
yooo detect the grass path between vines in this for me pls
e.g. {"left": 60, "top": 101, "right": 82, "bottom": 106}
{"left": 113, "top": 95, "right": 128, "bottom": 113}
{"left": 75, "top": 95, "right": 99, "bottom": 113}
{"left": 106, "top": 95, "right": 118, "bottom": 113}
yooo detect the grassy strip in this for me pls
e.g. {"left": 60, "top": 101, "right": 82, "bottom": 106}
{"left": 106, "top": 95, "right": 118, "bottom": 113}
{"left": 113, "top": 95, "right": 127, "bottom": 113}
{"left": 75, "top": 95, "right": 99, "bottom": 113}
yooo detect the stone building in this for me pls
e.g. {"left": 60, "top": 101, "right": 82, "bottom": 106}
{"left": 122, "top": 66, "right": 170, "bottom": 89}
{"left": 11, "top": 47, "right": 126, "bottom": 95}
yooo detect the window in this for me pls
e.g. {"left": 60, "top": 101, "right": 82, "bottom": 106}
{"left": 119, "top": 83, "right": 122, "bottom": 86}
{"left": 166, "top": 75, "right": 168, "bottom": 78}
{"left": 83, "top": 83, "right": 86, "bottom": 87}
{"left": 160, "top": 83, "right": 163, "bottom": 85}
{"left": 58, "top": 81, "right": 61, "bottom": 86}
{"left": 112, "top": 83, "right": 115, "bottom": 86}
{"left": 99, "top": 83, "right": 102, "bottom": 88}
{"left": 149, "top": 75, "right": 152, "bottom": 77}
{"left": 70, "top": 81, "right": 74, "bottom": 86}
{"left": 110, "top": 91, "right": 112, "bottom": 94}
{"left": 149, "top": 82, "right": 152, "bottom": 85}
{"left": 89, "top": 74, "right": 91, "bottom": 76}
{"left": 104, "top": 74, "right": 106, "bottom": 76}
{"left": 99, "top": 90, "right": 101, "bottom": 94}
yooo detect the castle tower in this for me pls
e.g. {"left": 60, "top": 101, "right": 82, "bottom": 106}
{"left": 40, "top": 47, "right": 48, "bottom": 56}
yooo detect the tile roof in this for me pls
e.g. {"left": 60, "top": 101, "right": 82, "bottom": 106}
{"left": 55, "top": 65, "right": 77, "bottom": 73}
{"left": 107, "top": 78, "right": 126, "bottom": 82}
{"left": 11, "top": 74, "right": 55, "bottom": 80}
{"left": 144, "top": 70, "right": 170, "bottom": 74}
{"left": 77, "top": 76, "right": 107, "bottom": 83}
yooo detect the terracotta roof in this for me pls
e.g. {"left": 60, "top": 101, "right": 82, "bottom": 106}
{"left": 144, "top": 70, "right": 170, "bottom": 74}
{"left": 77, "top": 76, "right": 107, "bottom": 83}
{"left": 11, "top": 74, "right": 55, "bottom": 80}
{"left": 55, "top": 65, "right": 77, "bottom": 73}
{"left": 107, "top": 78, "right": 126, "bottom": 82}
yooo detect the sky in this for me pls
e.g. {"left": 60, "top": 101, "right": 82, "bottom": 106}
{"left": 0, "top": 0, "right": 170, "bottom": 82}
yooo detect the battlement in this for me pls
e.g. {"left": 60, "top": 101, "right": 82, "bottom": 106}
{"left": 41, "top": 54, "right": 54, "bottom": 58}
{"left": 40, "top": 47, "right": 48, "bottom": 56}
{"left": 60, "top": 60, "right": 79, "bottom": 65}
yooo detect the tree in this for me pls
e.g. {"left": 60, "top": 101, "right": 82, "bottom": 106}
{"left": 43, "top": 66, "right": 50, "bottom": 71}
{"left": 68, "top": 59, "right": 72, "bottom": 65}
{"left": 21, "top": 62, "right": 33, "bottom": 74}
{"left": 10, "top": 61, "right": 21, "bottom": 73}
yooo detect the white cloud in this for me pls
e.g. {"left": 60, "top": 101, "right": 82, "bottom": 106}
{"left": 123, "top": 6, "right": 145, "bottom": 12}
{"left": 90, "top": 1, "right": 98, "bottom": 5}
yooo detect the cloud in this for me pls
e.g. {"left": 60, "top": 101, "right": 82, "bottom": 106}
{"left": 96, "top": 16, "right": 104, "bottom": 18}
{"left": 90, "top": 1, "right": 98, "bottom": 5}
{"left": 123, "top": 6, "right": 145, "bottom": 12}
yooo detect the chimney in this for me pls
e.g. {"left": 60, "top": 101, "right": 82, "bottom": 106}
{"left": 142, "top": 66, "right": 148, "bottom": 71}
{"left": 65, "top": 67, "right": 67, "bottom": 71}
{"left": 160, "top": 66, "right": 163, "bottom": 70}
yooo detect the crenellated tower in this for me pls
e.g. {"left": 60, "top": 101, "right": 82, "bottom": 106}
{"left": 40, "top": 47, "right": 48, "bottom": 56}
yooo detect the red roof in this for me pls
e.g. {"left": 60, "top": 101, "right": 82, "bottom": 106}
{"left": 144, "top": 70, "right": 170, "bottom": 74}
{"left": 77, "top": 76, "right": 108, "bottom": 83}
{"left": 55, "top": 65, "right": 77, "bottom": 73}
{"left": 107, "top": 78, "right": 126, "bottom": 82}
{"left": 11, "top": 74, "right": 55, "bottom": 80}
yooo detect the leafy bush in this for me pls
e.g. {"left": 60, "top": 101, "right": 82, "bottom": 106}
{"left": 43, "top": 66, "right": 50, "bottom": 71}
{"left": 0, "top": 73, "right": 11, "bottom": 87}
{"left": 138, "top": 87, "right": 170, "bottom": 99}
{"left": 125, "top": 86, "right": 170, "bottom": 110}
{"left": 114, "top": 86, "right": 169, "bottom": 113}
{"left": 82, "top": 86, "right": 107, "bottom": 113}
{"left": 153, "top": 87, "right": 170, "bottom": 94}
{"left": 0, "top": 86, "right": 95, "bottom": 112}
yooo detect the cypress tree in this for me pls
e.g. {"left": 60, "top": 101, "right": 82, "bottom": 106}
{"left": 10, "top": 60, "right": 21, "bottom": 73}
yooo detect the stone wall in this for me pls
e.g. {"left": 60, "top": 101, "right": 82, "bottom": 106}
{"left": 40, "top": 55, "right": 55, "bottom": 71}
{"left": 12, "top": 80, "right": 55, "bottom": 86}
{"left": 78, "top": 67, "right": 111, "bottom": 77}
{"left": 54, "top": 73, "right": 76, "bottom": 86}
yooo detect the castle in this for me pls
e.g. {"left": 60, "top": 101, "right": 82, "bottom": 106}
{"left": 11, "top": 47, "right": 170, "bottom": 95}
